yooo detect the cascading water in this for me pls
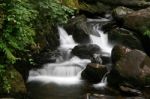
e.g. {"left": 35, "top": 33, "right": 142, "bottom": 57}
{"left": 27, "top": 18, "right": 114, "bottom": 99}
{"left": 28, "top": 26, "right": 91, "bottom": 84}
{"left": 89, "top": 23, "right": 113, "bottom": 56}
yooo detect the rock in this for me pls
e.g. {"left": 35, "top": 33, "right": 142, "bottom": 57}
{"left": 119, "top": 7, "right": 150, "bottom": 56}
{"left": 108, "top": 28, "right": 143, "bottom": 50}
{"left": 71, "top": 44, "right": 101, "bottom": 59}
{"left": 81, "top": 63, "right": 107, "bottom": 83}
{"left": 112, "top": 6, "right": 134, "bottom": 23}
{"left": 123, "top": 7, "right": 150, "bottom": 34}
{"left": 79, "top": 2, "right": 111, "bottom": 16}
{"left": 96, "top": 0, "right": 150, "bottom": 8}
{"left": 33, "top": 50, "right": 59, "bottom": 65}
{"left": 119, "top": 85, "right": 142, "bottom": 96}
{"left": 115, "top": 50, "right": 150, "bottom": 86}
{"left": 0, "top": 67, "right": 27, "bottom": 98}
{"left": 91, "top": 54, "right": 103, "bottom": 64}
{"left": 65, "top": 15, "right": 91, "bottom": 44}
{"left": 111, "top": 45, "right": 131, "bottom": 64}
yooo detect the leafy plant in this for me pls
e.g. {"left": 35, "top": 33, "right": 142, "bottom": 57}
{"left": 0, "top": 0, "right": 37, "bottom": 93}
{"left": 0, "top": 0, "right": 75, "bottom": 93}
{"left": 144, "top": 29, "right": 150, "bottom": 38}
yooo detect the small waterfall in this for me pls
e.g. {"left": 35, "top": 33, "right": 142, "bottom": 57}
{"left": 27, "top": 18, "right": 115, "bottom": 99}
{"left": 93, "top": 72, "right": 108, "bottom": 88}
{"left": 89, "top": 23, "right": 113, "bottom": 56}
{"left": 57, "top": 26, "right": 77, "bottom": 62}
{"left": 28, "top": 27, "right": 91, "bottom": 84}
{"left": 58, "top": 26, "right": 77, "bottom": 50}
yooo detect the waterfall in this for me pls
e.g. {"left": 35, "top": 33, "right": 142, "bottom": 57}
{"left": 28, "top": 27, "right": 91, "bottom": 84}
{"left": 28, "top": 20, "right": 113, "bottom": 85}
{"left": 89, "top": 22, "right": 113, "bottom": 56}
{"left": 58, "top": 26, "right": 77, "bottom": 50}
{"left": 27, "top": 18, "right": 115, "bottom": 99}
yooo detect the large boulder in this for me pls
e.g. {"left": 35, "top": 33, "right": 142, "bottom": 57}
{"left": 111, "top": 45, "right": 131, "bottom": 64}
{"left": 81, "top": 63, "right": 107, "bottom": 83}
{"left": 123, "top": 7, "right": 150, "bottom": 34}
{"left": 79, "top": 2, "right": 111, "bottom": 16}
{"left": 96, "top": 0, "right": 150, "bottom": 8}
{"left": 112, "top": 6, "right": 134, "bottom": 24}
{"left": 71, "top": 44, "right": 101, "bottom": 59}
{"left": 115, "top": 50, "right": 150, "bottom": 86}
{"left": 114, "top": 7, "right": 150, "bottom": 56}
{"left": 108, "top": 28, "right": 143, "bottom": 50}
{"left": 65, "top": 15, "right": 91, "bottom": 44}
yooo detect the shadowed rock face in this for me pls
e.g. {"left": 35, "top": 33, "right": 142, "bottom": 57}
{"left": 91, "top": 0, "right": 150, "bottom": 8}
{"left": 108, "top": 28, "right": 143, "bottom": 50}
{"left": 111, "top": 45, "right": 131, "bottom": 64}
{"left": 115, "top": 50, "right": 150, "bottom": 86}
{"left": 123, "top": 7, "right": 150, "bottom": 33}
{"left": 72, "top": 44, "right": 101, "bottom": 59}
{"left": 65, "top": 15, "right": 91, "bottom": 44}
{"left": 81, "top": 63, "right": 107, "bottom": 83}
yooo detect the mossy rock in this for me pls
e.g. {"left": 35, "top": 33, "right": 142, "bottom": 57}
{"left": 108, "top": 28, "right": 143, "bottom": 50}
{"left": 0, "top": 66, "right": 26, "bottom": 98}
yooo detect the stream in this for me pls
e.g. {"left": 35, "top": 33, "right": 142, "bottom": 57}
{"left": 27, "top": 18, "right": 146, "bottom": 99}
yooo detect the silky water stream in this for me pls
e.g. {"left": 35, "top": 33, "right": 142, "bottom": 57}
{"left": 27, "top": 18, "right": 116, "bottom": 99}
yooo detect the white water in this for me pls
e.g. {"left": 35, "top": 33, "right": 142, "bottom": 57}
{"left": 28, "top": 27, "right": 90, "bottom": 84}
{"left": 90, "top": 23, "right": 113, "bottom": 56}
{"left": 28, "top": 19, "right": 113, "bottom": 87}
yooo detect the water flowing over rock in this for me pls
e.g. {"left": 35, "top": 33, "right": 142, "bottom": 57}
{"left": 65, "top": 15, "right": 91, "bottom": 44}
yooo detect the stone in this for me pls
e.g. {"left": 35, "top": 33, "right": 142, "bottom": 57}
{"left": 65, "top": 15, "right": 91, "bottom": 44}
{"left": 108, "top": 28, "right": 143, "bottom": 50}
{"left": 115, "top": 50, "right": 150, "bottom": 86}
{"left": 96, "top": 0, "right": 150, "bottom": 8}
{"left": 71, "top": 44, "right": 101, "bottom": 59}
{"left": 112, "top": 6, "right": 134, "bottom": 23}
{"left": 123, "top": 7, "right": 150, "bottom": 34}
{"left": 81, "top": 63, "right": 107, "bottom": 83}
{"left": 111, "top": 45, "right": 131, "bottom": 64}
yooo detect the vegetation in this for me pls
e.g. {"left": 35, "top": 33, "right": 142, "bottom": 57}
{"left": 0, "top": 0, "right": 74, "bottom": 93}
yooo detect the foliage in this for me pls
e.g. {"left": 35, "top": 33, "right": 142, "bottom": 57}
{"left": 62, "top": 0, "right": 80, "bottom": 10}
{"left": 0, "top": 0, "right": 74, "bottom": 93}
{"left": 31, "top": 0, "right": 74, "bottom": 24}
{"left": 144, "top": 29, "right": 150, "bottom": 38}
{"left": 0, "top": 0, "right": 37, "bottom": 93}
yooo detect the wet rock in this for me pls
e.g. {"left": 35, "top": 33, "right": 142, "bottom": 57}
{"left": 112, "top": 6, "right": 134, "bottom": 23}
{"left": 108, "top": 28, "right": 143, "bottom": 50}
{"left": 91, "top": 54, "right": 103, "bottom": 64}
{"left": 81, "top": 63, "right": 107, "bottom": 83}
{"left": 119, "top": 85, "right": 142, "bottom": 96}
{"left": 115, "top": 50, "right": 150, "bottom": 86}
{"left": 78, "top": 0, "right": 111, "bottom": 17}
{"left": 72, "top": 44, "right": 101, "bottom": 59}
{"left": 119, "top": 7, "right": 150, "bottom": 56}
{"left": 111, "top": 45, "right": 131, "bottom": 64}
{"left": 96, "top": 0, "right": 150, "bottom": 8}
{"left": 101, "top": 56, "right": 111, "bottom": 65}
{"left": 65, "top": 15, "right": 91, "bottom": 44}
{"left": 33, "top": 50, "right": 59, "bottom": 65}
{"left": 123, "top": 7, "right": 150, "bottom": 34}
